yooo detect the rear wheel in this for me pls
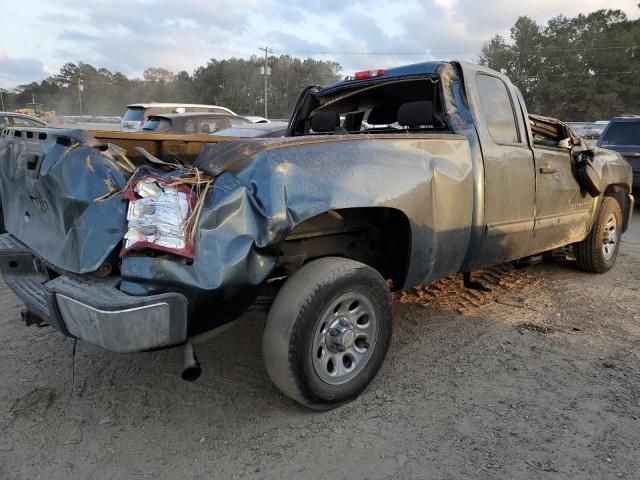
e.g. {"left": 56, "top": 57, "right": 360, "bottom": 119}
{"left": 574, "top": 196, "right": 622, "bottom": 273}
{"left": 263, "top": 257, "right": 392, "bottom": 409}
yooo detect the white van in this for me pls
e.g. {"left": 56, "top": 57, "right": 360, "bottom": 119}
{"left": 121, "top": 103, "right": 236, "bottom": 132}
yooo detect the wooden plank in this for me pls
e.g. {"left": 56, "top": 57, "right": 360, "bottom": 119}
{"left": 86, "top": 130, "right": 230, "bottom": 163}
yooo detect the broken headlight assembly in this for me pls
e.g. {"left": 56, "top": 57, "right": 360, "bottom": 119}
{"left": 122, "top": 176, "right": 196, "bottom": 258}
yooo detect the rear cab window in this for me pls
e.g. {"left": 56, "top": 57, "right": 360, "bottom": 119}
{"left": 476, "top": 73, "right": 520, "bottom": 145}
{"left": 600, "top": 121, "right": 640, "bottom": 146}
{"left": 291, "top": 76, "right": 449, "bottom": 136}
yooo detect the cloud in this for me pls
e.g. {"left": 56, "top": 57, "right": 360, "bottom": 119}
{"left": 0, "top": 0, "right": 638, "bottom": 87}
{"left": 0, "top": 50, "right": 47, "bottom": 89}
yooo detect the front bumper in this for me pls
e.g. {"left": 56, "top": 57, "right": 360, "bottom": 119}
{"left": 0, "top": 234, "right": 188, "bottom": 353}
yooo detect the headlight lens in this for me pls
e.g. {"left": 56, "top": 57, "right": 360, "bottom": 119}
{"left": 122, "top": 176, "right": 195, "bottom": 258}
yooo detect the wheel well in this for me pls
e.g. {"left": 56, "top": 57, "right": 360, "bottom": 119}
{"left": 604, "top": 184, "right": 630, "bottom": 232}
{"left": 275, "top": 207, "right": 411, "bottom": 290}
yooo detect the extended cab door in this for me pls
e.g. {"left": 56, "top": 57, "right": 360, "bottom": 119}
{"left": 526, "top": 118, "right": 595, "bottom": 253}
{"left": 467, "top": 72, "right": 536, "bottom": 268}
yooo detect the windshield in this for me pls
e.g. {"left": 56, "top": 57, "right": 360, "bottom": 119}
{"left": 122, "top": 108, "right": 145, "bottom": 122}
{"left": 228, "top": 117, "right": 252, "bottom": 126}
{"left": 11, "top": 116, "right": 47, "bottom": 127}
{"left": 600, "top": 121, "right": 640, "bottom": 146}
{"left": 141, "top": 117, "right": 171, "bottom": 132}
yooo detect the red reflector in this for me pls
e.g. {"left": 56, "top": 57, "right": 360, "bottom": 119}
{"left": 353, "top": 69, "right": 385, "bottom": 80}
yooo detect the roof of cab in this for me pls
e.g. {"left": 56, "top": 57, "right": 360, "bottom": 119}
{"left": 321, "top": 61, "right": 448, "bottom": 94}
{"left": 126, "top": 103, "right": 229, "bottom": 109}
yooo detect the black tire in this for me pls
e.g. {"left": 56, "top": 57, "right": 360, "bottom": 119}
{"left": 574, "top": 196, "right": 622, "bottom": 273}
{"left": 263, "top": 257, "right": 392, "bottom": 410}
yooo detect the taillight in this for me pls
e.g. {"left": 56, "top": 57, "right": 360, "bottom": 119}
{"left": 346, "top": 69, "right": 385, "bottom": 81}
{"left": 121, "top": 176, "right": 196, "bottom": 258}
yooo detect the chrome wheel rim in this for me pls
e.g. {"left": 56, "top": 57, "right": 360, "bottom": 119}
{"left": 311, "top": 292, "right": 378, "bottom": 385}
{"left": 602, "top": 213, "right": 617, "bottom": 261}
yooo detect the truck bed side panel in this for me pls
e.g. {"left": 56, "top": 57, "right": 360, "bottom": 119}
{"left": 122, "top": 135, "right": 474, "bottom": 293}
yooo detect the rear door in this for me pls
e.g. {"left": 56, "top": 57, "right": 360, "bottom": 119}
{"left": 528, "top": 125, "right": 594, "bottom": 253}
{"left": 467, "top": 73, "right": 536, "bottom": 267}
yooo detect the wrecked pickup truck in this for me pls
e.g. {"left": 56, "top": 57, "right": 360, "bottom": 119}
{"left": 0, "top": 61, "right": 634, "bottom": 409}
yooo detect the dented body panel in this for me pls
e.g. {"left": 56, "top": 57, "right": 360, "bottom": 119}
{"left": 0, "top": 60, "right": 633, "bottom": 350}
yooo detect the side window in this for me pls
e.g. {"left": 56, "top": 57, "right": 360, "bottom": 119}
{"left": 476, "top": 74, "right": 520, "bottom": 145}
{"left": 0, "top": 116, "right": 9, "bottom": 127}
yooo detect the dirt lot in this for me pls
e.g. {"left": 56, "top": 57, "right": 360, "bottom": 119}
{"left": 1, "top": 214, "right": 639, "bottom": 480}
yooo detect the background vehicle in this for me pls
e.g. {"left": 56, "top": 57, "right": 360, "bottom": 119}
{"left": 242, "top": 116, "right": 271, "bottom": 124}
{"left": 212, "top": 122, "right": 288, "bottom": 138}
{"left": 139, "top": 112, "right": 251, "bottom": 134}
{"left": 0, "top": 112, "right": 52, "bottom": 128}
{"left": 121, "top": 103, "right": 236, "bottom": 131}
{"left": 597, "top": 116, "right": 640, "bottom": 196}
{"left": 566, "top": 121, "right": 607, "bottom": 140}
{"left": 0, "top": 61, "right": 633, "bottom": 410}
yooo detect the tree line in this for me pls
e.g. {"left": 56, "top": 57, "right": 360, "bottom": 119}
{"left": 479, "top": 8, "right": 640, "bottom": 121}
{"left": 2, "top": 56, "right": 342, "bottom": 119}
{"left": 2, "top": 7, "right": 639, "bottom": 121}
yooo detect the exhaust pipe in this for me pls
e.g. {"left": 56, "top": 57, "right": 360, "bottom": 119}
{"left": 181, "top": 341, "right": 201, "bottom": 381}
{"left": 179, "top": 318, "right": 242, "bottom": 382}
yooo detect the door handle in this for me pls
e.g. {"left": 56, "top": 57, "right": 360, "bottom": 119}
{"left": 539, "top": 166, "right": 557, "bottom": 174}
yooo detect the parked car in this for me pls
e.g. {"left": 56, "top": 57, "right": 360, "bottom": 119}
{"left": 0, "top": 61, "right": 633, "bottom": 410}
{"left": 121, "top": 103, "right": 236, "bottom": 132}
{"left": 597, "top": 116, "right": 640, "bottom": 196}
{"left": 212, "top": 122, "right": 288, "bottom": 138}
{"left": 0, "top": 112, "right": 52, "bottom": 129}
{"left": 139, "top": 112, "right": 252, "bottom": 135}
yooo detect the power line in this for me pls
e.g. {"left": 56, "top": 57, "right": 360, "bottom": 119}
{"left": 274, "top": 43, "right": 639, "bottom": 57}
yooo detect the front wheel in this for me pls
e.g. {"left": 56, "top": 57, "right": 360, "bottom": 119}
{"left": 574, "top": 196, "right": 622, "bottom": 273}
{"left": 263, "top": 257, "right": 393, "bottom": 409}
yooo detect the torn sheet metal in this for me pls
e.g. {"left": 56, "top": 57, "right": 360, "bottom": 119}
{"left": 0, "top": 129, "right": 130, "bottom": 272}
{"left": 120, "top": 133, "right": 475, "bottom": 298}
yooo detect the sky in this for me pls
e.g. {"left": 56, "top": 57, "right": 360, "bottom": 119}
{"left": 0, "top": 0, "right": 638, "bottom": 89}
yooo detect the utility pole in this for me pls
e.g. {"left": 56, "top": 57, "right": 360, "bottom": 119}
{"left": 0, "top": 89, "right": 5, "bottom": 111}
{"left": 258, "top": 46, "right": 273, "bottom": 118}
{"left": 78, "top": 78, "right": 84, "bottom": 119}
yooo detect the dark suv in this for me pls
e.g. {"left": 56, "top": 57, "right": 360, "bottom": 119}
{"left": 598, "top": 116, "right": 640, "bottom": 195}
{"left": 139, "top": 112, "right": 251, "bottom": 135}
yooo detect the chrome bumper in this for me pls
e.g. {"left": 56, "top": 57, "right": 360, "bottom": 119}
{"left": 0, "top": 233, "right": 188, "bottom": 353}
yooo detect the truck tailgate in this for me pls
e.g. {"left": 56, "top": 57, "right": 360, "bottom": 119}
{"left": 0, "top": 128, "right": 131, "bottom": 273}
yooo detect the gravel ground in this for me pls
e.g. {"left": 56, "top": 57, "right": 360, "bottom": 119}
{"left": 1, "top": 214, "right": 639, "bottom": 480}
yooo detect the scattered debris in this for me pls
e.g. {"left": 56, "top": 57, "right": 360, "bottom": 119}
{"left": 516, "top": 323, "right": 558, "bottom": 334}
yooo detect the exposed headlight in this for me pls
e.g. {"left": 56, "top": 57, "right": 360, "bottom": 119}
{"left": 122, "top": 176, "right": 195, "bottom": 258}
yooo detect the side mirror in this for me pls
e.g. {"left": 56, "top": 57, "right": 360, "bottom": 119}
{"left": 558, "top": 138, "right": 573, "bottom": 149}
